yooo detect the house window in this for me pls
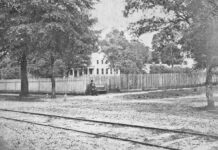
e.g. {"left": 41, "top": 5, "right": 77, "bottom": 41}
{"left": 114, "top": 69, "right": 117, "bottom": 74}
{"left": 115, "top": 69, "right": 118, "bottom": 74}
{"left": 89, "top": 69, "right": 93, "bottom": 75}
{"left": 69, "top": 70, "right": 73, "bottom": 75}
{"left": 105, "top": 60, "right": 108, "bottom": 64}
{"left": 84, "top": 69, "right": 87, "bottom": 75}
{"left": 74, "top": 70, "right": 77, "bottom": 77}
{"left": 110, "top": 68, "right": 112, "bottom": 74}
{"left": 102, "top": 68, "right": 104, "bottom": 74}
{"left": 106, "top": 68, "right": 109, "bottom": 74}
{"left": 101, "top": 60, "right": 104, "bottom": 64}
{"left": 97, "top": 69, "right": 99, "bottom": 74}
{"left": 97, "top": 60, "right": 99, "bottom": 64}
{"left": 79, "top": 70, "right": 82, "bottom": 76}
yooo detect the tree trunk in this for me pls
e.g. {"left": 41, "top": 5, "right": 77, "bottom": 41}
{"left": 20, "top": 52, "right": 29, "bottom": 97}
{"left": 51, "top": 74, "right": 56, "bottom": 98}
{"left": 171, "top": 46, "right": 174, "bottom": 68}
{"left": 205, "top": 65, "right": 215, "bottom": 109}
{"left": 171, "top": 63, "right": 174, "bottom": 68}
{"left": 50, "top": 54, "right": 56, "bottom": 99}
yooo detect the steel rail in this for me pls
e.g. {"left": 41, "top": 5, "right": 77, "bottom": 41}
{"left": 0, "top": 108, "right": 218, "bottom": 140}
{"left": 0, "top": 116, "right": 179, "bottom": 150}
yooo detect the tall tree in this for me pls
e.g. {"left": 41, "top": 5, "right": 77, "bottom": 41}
{"left": 182, "top": 0, "right": 218, "bottom": 109}
{"left": 101, "top": 29, "right": 150, "bottom": 73}
{"left": 36, "top": 1, "right": 98, "bottom": 98}
{"left": 0, "top": 57, "right": 20, "bottom": 79}
{"left": 0, "top": 0, "right": 98, "bottom": 98}
{"left": 161, "top": 43, "right": 183, "bottom": 67}
{"left": 124, "top": 0, "right": 190, "bottom": 65}
{"left": 0, "top": 0, "right": 50, "bottom": 96}
{"left": 152, "top": 30, "right": 183, "bottom": 66}
{"left": 124, "top": 0, "right": 218, "bottom": 109}
{"left": 0, "top": 1, "right": 40, "bottom": 97}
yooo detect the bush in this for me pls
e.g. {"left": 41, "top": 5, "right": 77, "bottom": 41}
{"left": 150, "top": 65, "right": 192, "bottom": 74}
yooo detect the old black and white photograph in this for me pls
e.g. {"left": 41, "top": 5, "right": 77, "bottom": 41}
{"left": 0, "top": 0, "right": 218, "bottom": 149}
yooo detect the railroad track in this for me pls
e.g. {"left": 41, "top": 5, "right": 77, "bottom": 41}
{"left": 0, "top": 109, "right": 217, "bottom": 150}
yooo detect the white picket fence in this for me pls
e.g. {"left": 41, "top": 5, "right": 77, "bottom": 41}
{"left": 0, "top": 75, "right": 120, "bottom": 94}
{"left": 0, "top": 72, "right": 217, "bottom": 94}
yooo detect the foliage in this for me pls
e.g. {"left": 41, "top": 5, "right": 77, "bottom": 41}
{"left": 152, "top": 30, "right": 183, "bottom": 66}
{"left": 34, "top": 0, "right": 99, "bottom": 76}
{"left": 0, "top": 0, "right": 99, "bottom": 97}
{"left": 149, "top": 65, "right": 192, "bottom": 74}
{"left": 124, "top": 0, "right": 218, "bottom": 108}
{"left": 181, "top": 1, "right": 218, "bottom": 109}
{"left": 124, "top": 0, "right": 191, "bottom": 34}
{"left": 124, "top": 0, "right": 191, "bottom": 66}
{"left": 0, "top": 57, "right": 20, "bottom": 79}
{"left": 181, "top": 0, "right": 218, "bottom": 68}
{"left": 101, "top": 29, "right": 150, "bottom": 74}
{"left": 152, "top": 42, "right": 183, "bottom": 66}
{"left": 18, "top": 0, "right": 98, "bottom": 79}
{"left": 29, "top": 55, "right": 66, "bottom": 78}
{"left": 0, "top": 0, "right": 52, "bottom": 96}
{"left": 124, "top": 0, "right": 218, "bottom": 68}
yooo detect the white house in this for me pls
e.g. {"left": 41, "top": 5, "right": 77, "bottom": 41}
{"left": 69, "top": 52, "right": 120, "bottom": 77}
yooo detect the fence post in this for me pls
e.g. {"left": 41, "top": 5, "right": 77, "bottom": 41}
{"left": 0, "top": 72, "right": 212, "bottom": 94}
{"left": 5, "top": 81, "right": 7, "bottom": 91}
{"left": 141, "top": 74, "right": 143, "bottom": 90}
{"left": 127, "top": 74, "right": 129, "bottom": 91}
{"left": 118, "top": 74, "right": 121, "bottom": 91}
{"left": 38, "top": 79, "right": 40, "bottom": 93}
{"left": 15, "top": 81, "right": 17, "bottom": 91}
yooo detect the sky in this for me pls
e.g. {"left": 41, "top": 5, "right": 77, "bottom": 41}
{"left": 91, "top": 0, "right": 155, "bottom": 47}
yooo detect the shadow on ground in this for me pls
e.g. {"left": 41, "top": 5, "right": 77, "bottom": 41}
{"left": 0, "top": 95, "right": 44, "bottom": 102}
{"left": 122, "top": 89, "right": 203, "bottom": 100}
{"left": 194, "top": 106, "right": 218, "bottom": 114}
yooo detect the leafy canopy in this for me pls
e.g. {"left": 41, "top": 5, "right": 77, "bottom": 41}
{"left": 124, "top": 0, "right": 218, "bottom": 68}
{"left": 182, "top": 0, "right": 218, "bottom": 68}
{"left": 101, "top": 29, "right": 150, "bottom": 73}
{"left": 0, "top": 0, "right": 99, "bottom": 78}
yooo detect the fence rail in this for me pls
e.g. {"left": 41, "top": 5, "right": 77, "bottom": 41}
{"left": 0, "top": 72, "right": 217, "bottom": 94}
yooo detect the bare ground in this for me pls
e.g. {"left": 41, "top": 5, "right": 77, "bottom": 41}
{"left": 0, "top": 88, "right": 218, "bottom": 150}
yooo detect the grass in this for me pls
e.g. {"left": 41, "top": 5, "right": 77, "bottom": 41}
{"left": 123, "top": 89, "right": 203, "bottom": 100}
{"left": 0, "top": 95, "right": 44, "bottom": 102}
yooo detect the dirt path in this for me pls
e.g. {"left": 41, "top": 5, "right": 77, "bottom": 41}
{"left": 0, "top": 89, "right": 218, "bottom": 150}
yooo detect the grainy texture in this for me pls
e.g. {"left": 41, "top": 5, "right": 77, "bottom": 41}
{"left": 0, "top": 89, "right": 218, "bottom": 150}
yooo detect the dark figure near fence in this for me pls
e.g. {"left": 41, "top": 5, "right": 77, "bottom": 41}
{"left": 86, "top": 80, "right": 98, "bottom": 96}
